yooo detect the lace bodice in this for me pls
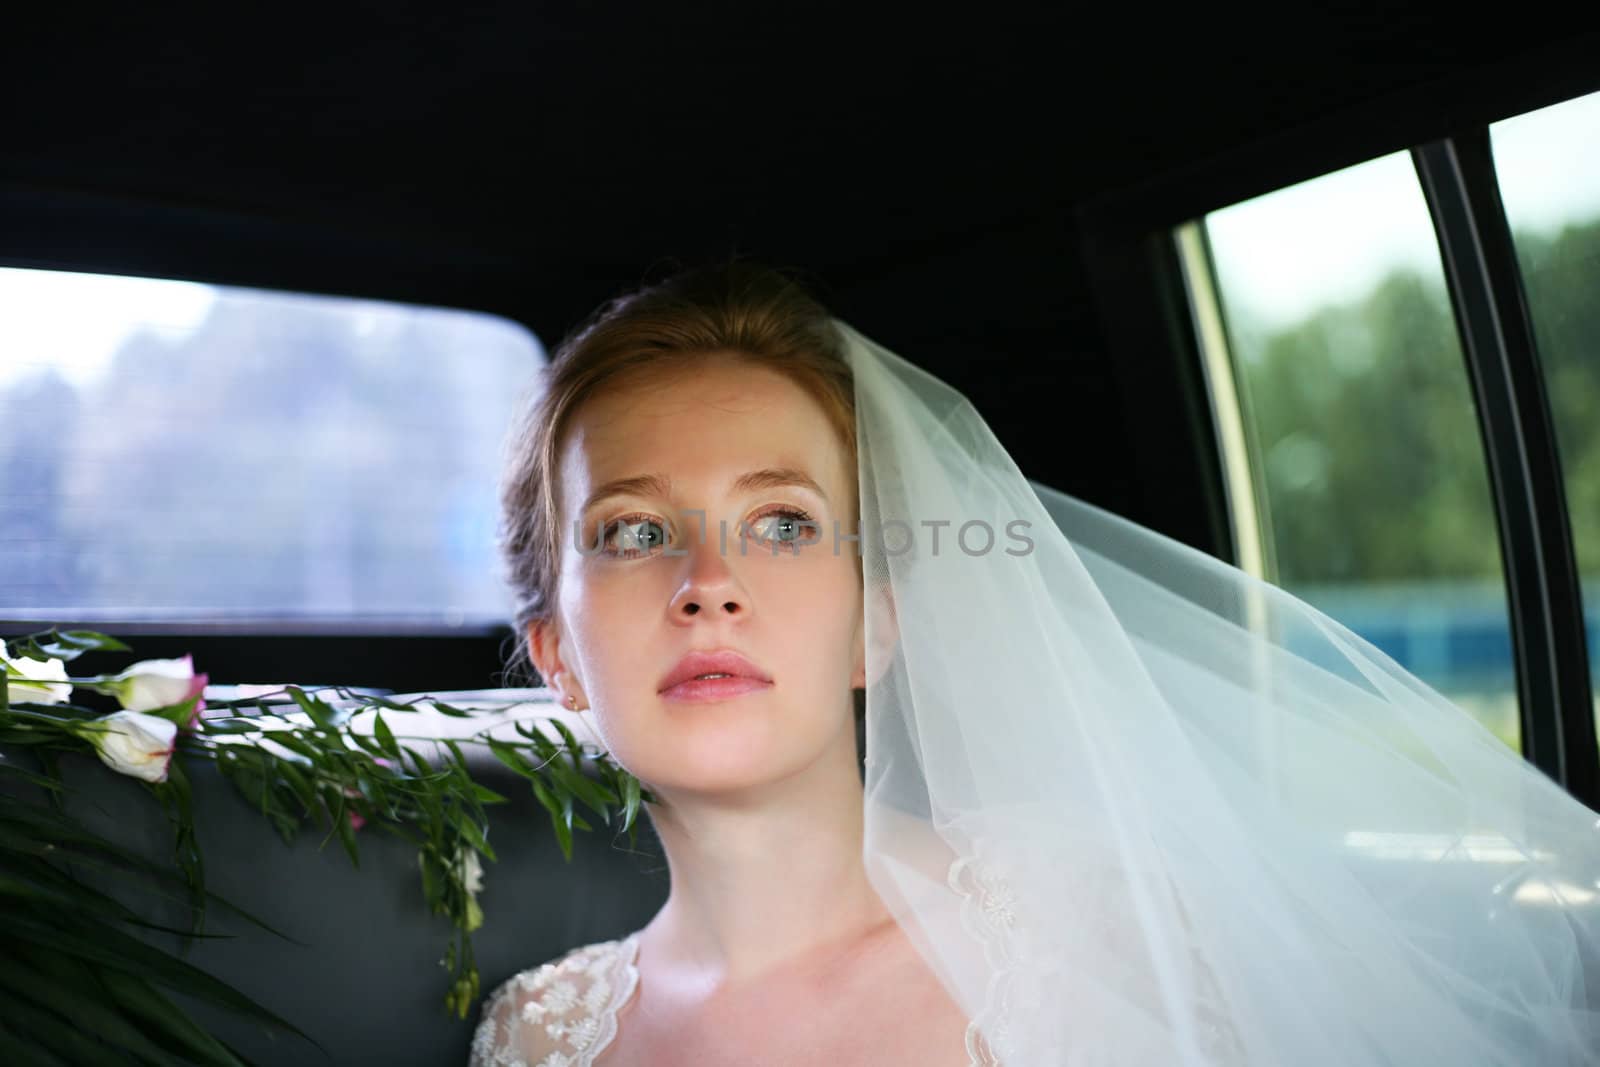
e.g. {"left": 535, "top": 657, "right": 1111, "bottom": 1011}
{"left": 470, "top": 933, "right": 642, "bottom": 1067}
{"left": 469, "top": 922, "right": 991, "bottom": 1066}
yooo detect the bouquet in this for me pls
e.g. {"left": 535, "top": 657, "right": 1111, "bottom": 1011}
{"left": 0, "top": 629, "right": 649, "bottom": 1065}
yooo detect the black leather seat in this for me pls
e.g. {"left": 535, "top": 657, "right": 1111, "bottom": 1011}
{"left": 2, "top": 738, "right": 668, "bottom": 1065}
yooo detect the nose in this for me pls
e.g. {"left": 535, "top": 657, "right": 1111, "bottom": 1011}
{"left": 667, "top": 527, "right": 749, "bottom": 621}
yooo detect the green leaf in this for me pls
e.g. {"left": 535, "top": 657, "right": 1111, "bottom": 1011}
{"left": 98, "top": 966, "right": 271, "bottom": 1065}
{"left": 215, "top": 757, "right": 299, "bottom": 845}
{"left": 159, "top": 758, "right": 208, "bottom": 935}
{"left": 0, "top": 946, "right": 184, "bottom": 1064}
{"left": 0, "top": 1014, "right": 73, "bottom": 1067}
{"left": 18, "top": 628, "right": 131, "bottom": 661}
{"left": 418, "top": 848, "right": 441, "bottom": 900}
{"left": 357, "top": 694, "right": 414, "bottom": 711}
{"left": 401, "top": 744, "right": 443, "bottom": 779}
{"left": 548, "top": 718, "right": 587, "bottom": 766}
{"left": 264, "top": 731, "right": 321, "bottom": 761}
{"left": 469, "top": 781, "right": 510, "bottom": 805}
{"left": 372, "top": 711, "right": 401, "bottom": 760}
{"left": 547, "top": 759, "right": 617, "bottom": 820}
{"left": 0, "top": 990, "right": 119, "bottom": 1064}
{"left": 524, "top": 727, "right": 559, "bottom": 764}
{"left": 441, "top": 737, "right": 471, "bottom": 774}
{"left": 0, "top": 759, "right": 64, "bottom": 792}
{"left": 274, "top": 759, "right": 319, "bottom": 815}
{"left": 451, "top": 812, "right": 495, "bottom": 864}
{"left": 529, "top": 777, "right": 573, "bottom": 861}
{"left": 0, "top": 868, "right": 149, "bottom": 931}
{"left": 347, "top": 729, "right": 392, "bottom": 759}
{"left": 57, "top": 628, "right": 131, "bottom": 653}
{"left": 141, "top": 694, "right": 202, "bottom": 730}
{"left": 286, "top": 686, "right": 337, "bottom": 730}
{"left": 20, "top": 858, "right": 287, "bottom": 946}
{"left": 197, "top": 718, "right": 262, "bottom": 735}
{"left": 487, "top": 739, "right": 533, "bottom": 779}
{"left": 3, "top": 912, "right": 306, "bottom": 1039}
{"left": 0, "top": 848, "right": 231, "bottom": 947}
{"left": 621, "top": 773, "right": 642, "bottom": 830}
{"left": 332, "top": 797, "right": 360, "bottom": 868}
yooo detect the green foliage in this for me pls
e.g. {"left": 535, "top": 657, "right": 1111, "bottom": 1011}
{"left": 0, "top": 761, "right": 312, "bottom": 1065}
{"left": 1, "top": 629, "right": 654, "bottom": 1059}
{"left": 1228, "top": 219, "right": 1600, "bottom": 589}
{"left": 8, "top": 630, "right": 132, "bottom": 662}
{"left": 1516, "top": 218, "right": 1600, "bottom": 579}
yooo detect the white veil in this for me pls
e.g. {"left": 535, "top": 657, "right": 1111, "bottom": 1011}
{"left": 842, "top": 319, "right": 1600, "bottom": 1066}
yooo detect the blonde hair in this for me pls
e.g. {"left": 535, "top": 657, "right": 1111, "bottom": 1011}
{"left": 499, "top": 261, "right": 857, "bottom": 677}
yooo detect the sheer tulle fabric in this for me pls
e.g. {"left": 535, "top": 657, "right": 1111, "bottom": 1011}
{"left": 844, "top": 321, "right": 1600, "bottom": 1066}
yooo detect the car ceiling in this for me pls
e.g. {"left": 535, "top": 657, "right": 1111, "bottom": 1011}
{"left": 5, "top": 6, "right": 1599, "bottom": 532}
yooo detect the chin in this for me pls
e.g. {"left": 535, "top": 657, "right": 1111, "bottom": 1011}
{"left": 624, "top": 713, "right": 833, "bottom": 797}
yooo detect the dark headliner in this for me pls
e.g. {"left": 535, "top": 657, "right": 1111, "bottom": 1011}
{"left": 4, "top": 6, "right": 1599, "bottom": 534}
{"left": 6, "top": 8, "right": 1596, "bottom": 322}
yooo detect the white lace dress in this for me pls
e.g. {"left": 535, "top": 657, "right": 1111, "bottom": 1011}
{"left": 470, "top": 933, "right": 643, "bottom": 1067}
{"left": 468, "top": 926, "right": 996, "bottom": 1066}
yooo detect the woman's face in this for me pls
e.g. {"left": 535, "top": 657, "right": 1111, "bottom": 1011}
{"left": 533, "top": 354, "right": 864, "bottom": 796}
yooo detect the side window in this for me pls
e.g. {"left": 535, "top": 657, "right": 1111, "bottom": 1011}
{"left": 1490, "top": 89, "right": 1600, "bottom": 747}
{"left": 1176, "top": 153, "right": 1519, "bottom": 750}
{"left": 0, "top": 268, "right": 543, "bottom": 629}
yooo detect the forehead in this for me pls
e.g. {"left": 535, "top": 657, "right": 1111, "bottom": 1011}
{"left": 556, "top": 358, "right": 850, "bottom": 513}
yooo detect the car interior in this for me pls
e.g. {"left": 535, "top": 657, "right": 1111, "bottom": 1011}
{"left": 4, "top": 8, "right": 1600, "bottom": 1064}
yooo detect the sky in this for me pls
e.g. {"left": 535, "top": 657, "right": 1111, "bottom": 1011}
{"left": 1204, "top": 89, "right": 1600, "bottom": 332}
{"left": 0, "top": 268, "right": 217, "bottom": 387}
{"left": 0, "top": 268, "right": 537, "bottom": 388}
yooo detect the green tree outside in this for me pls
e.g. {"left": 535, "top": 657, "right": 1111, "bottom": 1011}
{"left": 1222, "top": 217, "right": 1600, "bottom": 753}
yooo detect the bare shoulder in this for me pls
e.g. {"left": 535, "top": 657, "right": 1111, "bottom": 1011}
{"left": 471, "top": 933, "right": 642, "bottom": 1067}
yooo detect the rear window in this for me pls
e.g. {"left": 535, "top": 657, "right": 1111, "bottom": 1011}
{"left": 0, "top": 267, "right": 543, "bottom": 631}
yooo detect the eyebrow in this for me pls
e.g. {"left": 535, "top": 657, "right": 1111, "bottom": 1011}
{"left": 580, "top": 467, "right": 830, "bottom": 516}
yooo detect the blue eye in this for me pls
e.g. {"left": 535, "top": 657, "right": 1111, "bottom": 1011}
{"left": 596, "top": 506, "right": 818, "bottom": 559}
{"left": 603, "top": 515, "right": 668, "bottom": 558}
{"left": 749, "top": 507, "right": 818, "bottom": 549}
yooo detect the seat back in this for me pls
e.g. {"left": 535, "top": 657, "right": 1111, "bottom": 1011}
{"left": 2, "top": 735, "right": 668, "bottom": 1065}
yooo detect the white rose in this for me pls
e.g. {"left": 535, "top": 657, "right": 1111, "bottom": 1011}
{"left": 2, "top": 645, "right": 72, "bottom": 705}
{"left": 115, "top": 655, "right": 207, "bottom": 712}
{"left": 89, "top": 710, "right": 178, "bottom": 783}
{"left": 457, "top": 846, "right": 484, "bottom": 896}
{"left": 455, "top": 846, "right": 485, "bottom": 932}
{"left": 419, "top": 845, "right": 485, "bottom": 894}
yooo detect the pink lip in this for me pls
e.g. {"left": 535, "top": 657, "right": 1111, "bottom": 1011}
{"left": 658, "top": 649, "right": 773, "bottom": 700}
{"left": 659, "top": 675, "right": 774, "bottom": 703}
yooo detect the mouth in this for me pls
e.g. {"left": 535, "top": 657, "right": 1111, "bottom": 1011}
{"left": 658, "top": 649, "right": 773, "bottom": 704}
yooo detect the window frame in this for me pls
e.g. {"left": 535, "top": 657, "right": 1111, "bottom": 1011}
{"left": 1412, "top": 131, "right": 1596, "bottom": 796}
{"left": 1077, "top": 45, "right": 1600, "bottom": 809}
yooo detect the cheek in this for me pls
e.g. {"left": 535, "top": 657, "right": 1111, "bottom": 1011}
{"left": 761, "top": 552, "right": 864, "bottom": 677}
{"left": 557, "top": 563, "right": 664, "bottom": 671}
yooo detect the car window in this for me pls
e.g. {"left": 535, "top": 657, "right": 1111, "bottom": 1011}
{"left": 1177, "top": 153, "right": 1518, "bottom": 749}
{"left": 0, "top": 267, "right": 543, "bottom": 631}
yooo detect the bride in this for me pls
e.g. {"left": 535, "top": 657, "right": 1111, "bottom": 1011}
{"left": 470, "top": 262, "right": 1600, "bottom": 1065}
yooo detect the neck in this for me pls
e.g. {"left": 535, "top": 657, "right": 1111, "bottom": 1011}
{"left": 638, "top": 716, "right": 892, "bottom": 986}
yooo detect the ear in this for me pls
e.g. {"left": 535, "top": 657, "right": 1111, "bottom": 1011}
{"left": 527, "top": 618, "right": 587, "bottom": 709}
{"left": 850, "top": 581, "right": 900, "bottom": 691}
